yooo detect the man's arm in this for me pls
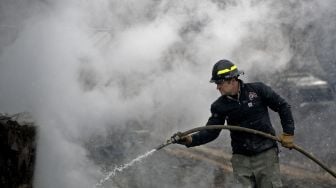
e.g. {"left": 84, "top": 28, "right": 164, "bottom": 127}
{"left": 187, "top": 104, "right": 225, "bottom": 147}
{"left": 258, "top": 82, "right": 295, "bottom": 148}
{"left": 259, "top": 82, "right": 295, "bottom": 135}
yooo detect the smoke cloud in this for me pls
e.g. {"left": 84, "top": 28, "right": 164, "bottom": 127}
{"left": 1, "top": 0, "right": 335, "bottom": 187}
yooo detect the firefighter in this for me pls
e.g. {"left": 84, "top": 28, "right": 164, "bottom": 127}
{"left": 172, "top": 59, "right": 295, "bottom": 188}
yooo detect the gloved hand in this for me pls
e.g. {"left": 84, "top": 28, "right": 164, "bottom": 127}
{"left": 171, "top": 132, "right": 192, "bottom": 146}
{"left": 279, "top": 133, "right": 294, "bottom": 149}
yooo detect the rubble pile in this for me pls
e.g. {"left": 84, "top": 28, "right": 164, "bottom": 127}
{"left": 0, "top": 113, "right": 36, "bottom": 188}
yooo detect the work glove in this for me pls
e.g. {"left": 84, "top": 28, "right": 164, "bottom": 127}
{"left": 279, "top": 133, "right": 294, "bottom": 149}
{"left": 171, "top": 132, "right": 192, "bottom": 146}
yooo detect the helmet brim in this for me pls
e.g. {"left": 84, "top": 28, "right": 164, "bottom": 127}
{"left": 209, "top": 70, "right": 244, "bottom": 83}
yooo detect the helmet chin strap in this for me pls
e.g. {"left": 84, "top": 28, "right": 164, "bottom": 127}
{"left": 229, "top": 79, "right": 240, "bottom": 96}
{"left": 235, "top": 80, "right": 241, "bottom": 96}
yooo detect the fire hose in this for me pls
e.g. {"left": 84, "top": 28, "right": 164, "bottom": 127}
{"left": 155, "top": 125, "right": 336, "bottom": 179}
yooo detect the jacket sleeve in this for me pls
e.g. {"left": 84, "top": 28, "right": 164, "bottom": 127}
{"left": 259, "top": 82, "right": 295, "bottom": 135}
{"left": 187, "top": 103, "right": 225, "bottom": 147}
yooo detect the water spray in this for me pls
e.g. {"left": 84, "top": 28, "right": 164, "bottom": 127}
{"left": 95, "top": 149, "right": 157, "bottom": 187}
{"left": 156, "top": 125, "right": 336, "bottom": 179}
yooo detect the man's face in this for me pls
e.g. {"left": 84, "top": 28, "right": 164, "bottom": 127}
{"left": 215, "top": 79, "right": 236, "bottom": 96}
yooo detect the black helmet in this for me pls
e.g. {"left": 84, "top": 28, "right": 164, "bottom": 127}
{"left": 210, "top": 59, "right": 244, "bottom": 82}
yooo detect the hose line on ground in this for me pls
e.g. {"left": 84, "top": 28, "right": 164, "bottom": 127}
{"left": 157, "top": 125, "right": 336, "bottom": 179}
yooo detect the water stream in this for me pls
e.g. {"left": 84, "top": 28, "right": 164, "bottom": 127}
{"left": 95, "top": 149, "right": 157, "bottom": 187}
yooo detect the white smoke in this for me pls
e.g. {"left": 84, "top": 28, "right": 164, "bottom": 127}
{"left": 1, "top": 0, "right": 335, "bottom": 187}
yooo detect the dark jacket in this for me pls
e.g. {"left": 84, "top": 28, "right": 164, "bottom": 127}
{"left": 189, "top": 80, "right": 295, "bottom": 155}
